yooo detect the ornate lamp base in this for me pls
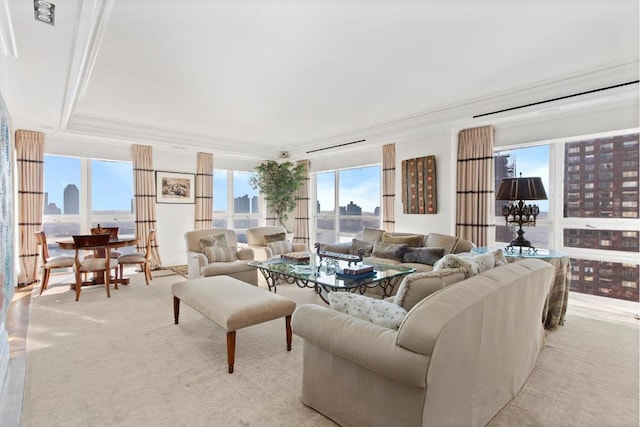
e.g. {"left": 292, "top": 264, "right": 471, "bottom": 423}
{"left": 505, "top": 226, "right": 538, "bottom": 254}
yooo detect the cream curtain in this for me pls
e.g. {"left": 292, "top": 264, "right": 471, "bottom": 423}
{"left": 195, "top": 152, "right": 213, "bottom": 229}
{"left": 15, "top": 130, "right": 44, "bottom": 286}
{"left": 131, "top": 144, "right": 162, "bottom": 269}
{"left": 293, "top": 160, "right": 310, "bottom": 249}
{"left": 382, "top": 143, "right": 396, "bottom": 232}
{"left": 456, "top": 126, "right": 495, "bottom": 247}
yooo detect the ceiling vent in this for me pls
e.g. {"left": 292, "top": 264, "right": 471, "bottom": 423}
{"left": 34, "top": 0, "right": 55, "bottom": 26}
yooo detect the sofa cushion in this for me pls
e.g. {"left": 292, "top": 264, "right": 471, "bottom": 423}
{"left": 329, "top": 292, "right": 408, "bottom": 330}
{"left": 204, "top": 245, "right": 238, "bottom": 262}
{"left": 263, "top": 232, "right": 287, "bottom": 244}
{"left": 360, "top": 227, "right": 386, "bottom": 243}
{"left": 350, "top": 238, "right": 374, "bottom": 257}
{"left": 197, "top": 232, "right": 229, "bottom": 251}
{"left": 267, "top": 240, "right": 293, "bottom": 256}
{"left": 382, "top": 232, "right": 423, "bottom": 247}
{"left": 371, "top": 241, "right": 408, "bottom": 262}
{"left": 394, "top": 268, "right": 467, "bottom": 310}
{"left": 403, "top": 247, "right": 445, "bottom": 265}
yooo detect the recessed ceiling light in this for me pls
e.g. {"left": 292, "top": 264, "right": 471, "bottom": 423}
{"left": 34, "top": 0, "right": 55, "bottom": 26}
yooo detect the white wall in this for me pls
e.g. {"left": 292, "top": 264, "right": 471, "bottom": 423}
{"left": 41, "top": 99, "right": 639, "bottom": 264}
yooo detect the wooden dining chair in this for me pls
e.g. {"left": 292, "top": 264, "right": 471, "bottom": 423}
{"left": 89, "top": 226, "right": 122, "bottom": 258}
{"left": 35, "top": 231, "right": 75, "bottom": 295}
{"left": 117, "top": 229, "right": 156, "bottom": 285}
{"left": 72, "top": 234, "right": 120, "bottom": 301}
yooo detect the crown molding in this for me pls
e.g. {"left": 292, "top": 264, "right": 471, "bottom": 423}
{"left": 65, "top": 114, "right": 280, "bottom": 160}
{"left": 0, "top": 0, "right": 17, "bottom": 57}
{"left": 289, "top": 59, "right": 639, "bottom": 159}
{"left": 59, "top": 0, "right": 114, "bottom": 129}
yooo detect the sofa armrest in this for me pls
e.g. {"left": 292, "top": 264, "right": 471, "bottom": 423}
{"left": 186, "top": 251, "right": 207, "bottom": 279}
{"left": 247, "top": 245, "right": 273, "bottom": 261}
{"left": 236, "top": 248, "right": 254, "bottom": 261}
{"left": 292, "top": 304, "right": 428, "bottom": 388}
{"left": 318, "top": 241, "right": 351, "bottom": 254}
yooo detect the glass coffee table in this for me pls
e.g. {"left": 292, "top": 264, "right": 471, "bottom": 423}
{"left": 248, "top": 259, "right": 415, "bottom": 303}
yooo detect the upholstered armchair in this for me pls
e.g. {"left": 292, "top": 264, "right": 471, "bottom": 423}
{"left": 246, "top": 226, "right": 308, "bottom": 261}
{"left": 184, "top": 228, "right": 257, "bottom": 285}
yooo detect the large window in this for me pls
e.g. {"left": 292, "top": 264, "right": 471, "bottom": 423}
{"left": 43, "top": 155, "right": 135, "bottom": 257}
{"left": 212, "top": 169, "right": 260, "bottom": 243}
{"left": 494, "top": 130, "right": 639, "bottom": 301}
{"left": 313, "top": 165, "right": 381, "bottom": 244}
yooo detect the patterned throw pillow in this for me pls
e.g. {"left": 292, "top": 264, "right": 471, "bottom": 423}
{"left": 349, "top": 239, "right": 374, "bottom": 257}
{"left": 263, "top": 232, "right": 287, "bottom": 244}
{"left": 197, "top": 232, "right": 229, "bottom": 251}
{"left": 329, "top": 292, "right": 408, "bottom": 330}
{"left": 267, "top": 240, "right": 293, "bottom": 256}
{"left": 402, "top": 247, "right": 445, "bottom": 265}
{"left": 381, "top": 232, "right": 423, "bottom": 247}
{"left": 371, "top": 241, "right": 408, "bottom": 262}
{"left": 204, "top": 245, "right": 237, "bottom": 262}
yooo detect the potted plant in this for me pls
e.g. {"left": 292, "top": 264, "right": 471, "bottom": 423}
{"left": 249, "top": 160, "right": 306, "bottom": 229}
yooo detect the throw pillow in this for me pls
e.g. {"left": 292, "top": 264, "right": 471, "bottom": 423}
{"left": 329, "top": 292, "right": 408, "bottom": 330}
{"left": 381, "top": 233, "right": 423, "bottom": 247}
{"left": 349, "top": 239, "right": 374, "bottom": 257}
{"left": 197, "top": 232, "right": 229, "bottom": 251}
{"left": 263, "top": 232, "right": 287, "bottom": 244}
{"left": 204, "top": 245, "right": 237, "bottom": 263}
{"left": 493, "top": 249, "right": 508, "bottom": 266}
{"left": 371, "top": 241, "right": 408, "bottom": 262}
{"left": 394, "top": 268, "right": 467, "bottom": 310}
{"left": 402, "top": 247, "right": 445, "bottom": 265}
{"left": 267, "top": 240, "right": 293, "bottom": 256}
{"left": 360, "top": 227, "right": 385, "bottom": 243}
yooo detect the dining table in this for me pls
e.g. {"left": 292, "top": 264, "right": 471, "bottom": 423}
{"left": 56, "top": 236, "right": 138, "bottom": 287}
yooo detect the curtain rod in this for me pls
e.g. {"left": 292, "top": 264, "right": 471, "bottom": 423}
{"left": 306, "top": 139, "right": 366, "bottom": 154}
{"left": 473, "top": 80, "right": 639, "bottom": 118}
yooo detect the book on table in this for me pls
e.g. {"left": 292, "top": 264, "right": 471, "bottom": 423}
{"left": 341, "top": 265, "right": 374, "bottom": 275}
{"left": 336, "top": 270, "right": 376, "bottom": 281}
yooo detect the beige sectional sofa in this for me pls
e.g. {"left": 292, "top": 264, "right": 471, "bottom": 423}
{"left": 291, "top": 258, "right": 555, "bottom": 427}
{"left": 319, "top": 227, "right": 475, "bottom": 274}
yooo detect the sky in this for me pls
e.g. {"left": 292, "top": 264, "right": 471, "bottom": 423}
{"left": 45, "top": 150, "right": 547, "bottom": 215}
{"left": 497, "top": 145, "right": 550, "bottom": 212}
{"left": 44, "top": 155, "right": 133, "bottom": 211}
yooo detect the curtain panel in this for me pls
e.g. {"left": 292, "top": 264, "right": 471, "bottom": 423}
{"left": 456, "top": 126, "right": 495, "bottom": 247}
{"left": 382, "top": 143, "right": 396, "bottom": 232}
{"left": 293, "top": 159, "right": 310, "bottom": 249}
{"left": 131, "top": 144, "right": 162, "bottom": 269}
{"left": 195, "top": 152, "right": 213, "bottom": 229}
{"left": 15, "top": 130, "right": 44, "bottom": 286}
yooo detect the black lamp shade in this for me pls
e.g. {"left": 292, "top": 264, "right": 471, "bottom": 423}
{"left": 496, "top": 177, "right": 547, "bottom": 201}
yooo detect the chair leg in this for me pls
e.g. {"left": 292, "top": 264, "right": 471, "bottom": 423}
{"left": 143, "top": 262, "right": 150, "bottom": 286}
{"left": 39, "top": 268, "right": 51, "bottom": 295}
{"left": 119, "top": 264, "right": 124, "bottom": 285}
{"left": 75, "top": 271, "right": 82, "bottom": 301}
{"left": 113, "top": 266, "right": 118, "bottom": 290}
{"left": 105, "top": 270, "right": 111, "bottom": 298}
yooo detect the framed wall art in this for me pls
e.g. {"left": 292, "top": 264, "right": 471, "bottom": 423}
{"left": 401, "top": 155, "right": 437, "bottom": 214}
{"left": 156, "top": 171, "right": 195, "bottom": 204}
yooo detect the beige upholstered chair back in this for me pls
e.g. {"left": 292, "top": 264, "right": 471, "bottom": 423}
{"left": 184, "top": 228, "right": 239, "bottom": 253}
{"left": 246, "top": 226, "right": 288, "bottom": 246}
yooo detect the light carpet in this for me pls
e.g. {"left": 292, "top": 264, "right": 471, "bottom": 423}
{"left": 22, "top": 272, "right": 639, "bottom": 426}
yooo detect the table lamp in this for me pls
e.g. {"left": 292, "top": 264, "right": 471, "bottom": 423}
{"left": 496, "top": 174, "right": 548, "bottom": 253}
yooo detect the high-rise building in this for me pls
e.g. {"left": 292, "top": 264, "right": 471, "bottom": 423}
{"left": 563, "top": 133, "right": 639, "bottom": 301}
{"left": 234, "top": 194, "right": 250, "bottom": 213}
{"left": 63, "top": 184, "right": 79, "bottom": 214}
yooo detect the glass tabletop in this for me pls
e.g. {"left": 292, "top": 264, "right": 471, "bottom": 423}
{"left": 248, "top": 258, "right": 415, "bottom": 291}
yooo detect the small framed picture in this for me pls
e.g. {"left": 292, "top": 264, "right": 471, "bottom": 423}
{"left": 156, "top": 171, "right": 195, "bottom": 204}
